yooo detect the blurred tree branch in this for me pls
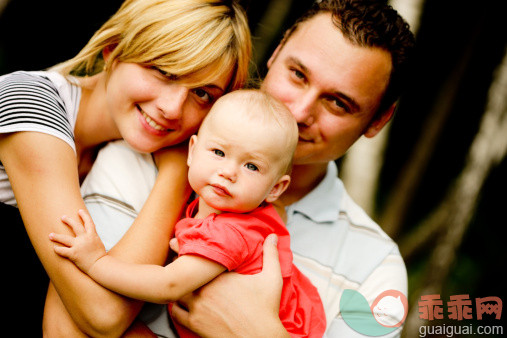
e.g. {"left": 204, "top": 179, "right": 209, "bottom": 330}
{"left": 403, "top": 48, "right": 507, "bottom": 335}
{"left": 379, "top": 24, "right": 482, "bottom": 239}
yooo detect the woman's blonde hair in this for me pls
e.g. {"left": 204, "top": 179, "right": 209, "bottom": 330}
{"left": 51, "top": 0, "right": 251, "bottom": 91}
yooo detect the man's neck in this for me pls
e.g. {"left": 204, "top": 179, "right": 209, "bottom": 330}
{"left": 279, "top": 162, "right": 329, "bottom": 207}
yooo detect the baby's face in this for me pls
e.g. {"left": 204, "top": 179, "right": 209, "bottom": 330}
{"left": 187, "top": 106, "right": 289, "bottom": 213}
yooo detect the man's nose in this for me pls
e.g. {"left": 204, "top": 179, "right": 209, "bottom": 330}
{"left": 289, "top": 93, "right": 316, "bottom": 126}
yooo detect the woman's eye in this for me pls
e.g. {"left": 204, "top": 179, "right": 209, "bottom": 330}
{"left": 213, "top": 149, "right": 225, "bottom": 157}
{"left": 193, "top": 88, "right": 213, "bottom": 104}
{"left": 151, "top": 66, "right": 168, "bottom": 76}
{"left": 245, "top": 163, "right": 258, "bottom": 171}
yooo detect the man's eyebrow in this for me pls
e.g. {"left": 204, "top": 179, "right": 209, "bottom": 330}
{"left": 288, "top": 57, "right": 361, "bottom": 112}
{"left": 287, "top": 56, "right": 310, "bottom": 75}
{"left": 335, "top": 92, "right": 360, "bottom": 112}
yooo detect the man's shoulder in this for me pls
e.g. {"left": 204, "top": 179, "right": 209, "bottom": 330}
{"left": 289, "top": 171, "right": 402, "bottom": 284}
{"left": 339, "top": 188, "right": 392, "bottom": 242}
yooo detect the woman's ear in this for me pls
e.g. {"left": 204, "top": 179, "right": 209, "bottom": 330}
{"left": 102, "top": 44, "right": 117, "bottom": 62}
{"left": 187, "top": 135, "right": 198, "bottom": 167}
{"left": 363, "top": 103, "right": 396, "bottom": 138}
{"left": 265, "top": 175, "right": 291, "bottom": 203}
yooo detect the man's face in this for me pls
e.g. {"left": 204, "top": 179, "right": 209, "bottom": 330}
{"left": 262, "top": 12, "right": 393, "bottom": 165}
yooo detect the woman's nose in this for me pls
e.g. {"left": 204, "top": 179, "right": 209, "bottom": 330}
{"left": 157, "top": 84, "right": 189, "bottom": 120}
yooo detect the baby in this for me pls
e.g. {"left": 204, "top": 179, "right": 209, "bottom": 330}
{"left": 49, "top": 89, "right": 326, "bottom": 337}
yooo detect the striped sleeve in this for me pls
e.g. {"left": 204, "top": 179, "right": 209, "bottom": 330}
{"left": 0, "top": 71, "right": 75, "bottom": 150}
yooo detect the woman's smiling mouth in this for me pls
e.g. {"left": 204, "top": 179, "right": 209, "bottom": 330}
{"left": 136, "top": 105, "right": 174, "bottom": 135}
{"left": 142, "top": 111, "right": 168, "bottom": 131}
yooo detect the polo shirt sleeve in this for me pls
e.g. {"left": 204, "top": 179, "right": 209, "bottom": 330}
{"left": 177, "top": 217, "right": 250, "bottom": 271}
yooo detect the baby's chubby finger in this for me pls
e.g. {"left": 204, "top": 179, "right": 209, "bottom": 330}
{"left": 49, "top": 232, "right": 74, "bottom": 248}
{"left": 77, "top": 209, "right": 96, "bottom": 233}
{"left": 61, "top": 213, "right": 85, "bottom": 235}
{"left": 52, "top": 245, "right": 73, "bottom": 259}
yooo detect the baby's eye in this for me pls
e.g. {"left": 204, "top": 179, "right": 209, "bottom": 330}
{"left": 245, "top": 163, "right": 258, "bottom": 171}
{"left": 213, "top": 149, "right": 225, "bottom": 157}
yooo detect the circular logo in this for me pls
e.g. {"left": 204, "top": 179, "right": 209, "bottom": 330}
{"left": 371, "top": 290, "right": 408, "bottom": 327}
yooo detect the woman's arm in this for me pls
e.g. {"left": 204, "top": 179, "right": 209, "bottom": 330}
{"left": 0, "top": 133, "right": 190, "bottom": 337}
{"left": 43, "top": 283, "right": 157, "bottom": 338}
{"left": 50, "top": 208, "right": 226, "bottom": 304}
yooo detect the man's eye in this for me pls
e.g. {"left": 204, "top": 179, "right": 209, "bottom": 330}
{"left": 325, "top": 96, "right": 350, "bottom": 114}
{"left": 333, "top": 98, "right": 347, "bottom": 110}
{"left": 213, "top": 149, "right": 225, "bottom": 157}
{"left": 245, "top": 163, "right": 258, "bottom": 171}
{"left": 294, "top": 69, "right": 304, "bottom": 79}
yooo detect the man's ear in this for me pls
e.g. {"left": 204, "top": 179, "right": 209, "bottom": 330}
{"left": 265, "top": 175, "right": 291, "bottom": 203}
{"left": 267, "top": 43, "right": 283, "bottom": 69}
{"left": 187, "top": 135, "right": 198, "bottom": 167}
{"left": 364, "top": 103, "right": 396, "bottom": 138}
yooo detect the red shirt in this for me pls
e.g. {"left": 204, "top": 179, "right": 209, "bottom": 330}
{"left": 171, "top": 198, "right": 326, "bottom": 337}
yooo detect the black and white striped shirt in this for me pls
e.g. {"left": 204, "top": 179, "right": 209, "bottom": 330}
{"left": 0, "top": 71, "right": 81, "bottom": 206}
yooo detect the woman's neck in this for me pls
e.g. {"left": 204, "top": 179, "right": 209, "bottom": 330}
{"left": 73, "top": 73, "right": 120, "bottom": 181}
{"left": 74, "top": 73, "right": 120, "bottom": 153}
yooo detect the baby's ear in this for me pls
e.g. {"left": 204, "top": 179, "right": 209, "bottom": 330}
{"left": 265, "top": 175, "right": 291, "bottom": 203}
{"left": 187, "top": 135, "right": 198, "bottom": 167}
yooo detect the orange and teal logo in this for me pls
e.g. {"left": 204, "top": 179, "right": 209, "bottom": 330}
{"left": 340, "top": 289, "right": 408, "bottom": 336}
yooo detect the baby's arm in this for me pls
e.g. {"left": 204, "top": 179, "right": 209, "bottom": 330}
{"left": 50, "top": 209, "right": 226, "bottom": 303}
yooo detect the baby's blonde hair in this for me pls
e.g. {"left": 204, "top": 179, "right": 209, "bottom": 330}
{"left": 51, "top": 0, "right": 251, "bottom": 91}
{"left": 203, "top": 89, "right": 298, "bottom": 175}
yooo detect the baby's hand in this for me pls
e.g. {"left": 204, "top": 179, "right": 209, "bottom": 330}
{"left": 49, "top": 209, "right": 106, "bottom": 274}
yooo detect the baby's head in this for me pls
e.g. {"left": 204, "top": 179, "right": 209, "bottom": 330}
{"left": 187, "top": 89, "right": 298, "bottom": 213}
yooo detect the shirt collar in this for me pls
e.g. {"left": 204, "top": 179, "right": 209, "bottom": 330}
{"left": 286, "top": 161, "right": 344, "bottom": 223}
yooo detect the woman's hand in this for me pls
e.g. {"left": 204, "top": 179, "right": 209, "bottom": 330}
{"left": 171, "top": 234, "right": 289, "bottom": 337}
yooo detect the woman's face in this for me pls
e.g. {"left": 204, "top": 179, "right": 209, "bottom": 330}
{"left": 106, "top": 62, "right": 232, "bottom": 153}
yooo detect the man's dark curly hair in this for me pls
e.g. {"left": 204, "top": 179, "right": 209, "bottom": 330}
{"left": 281, "top": 0, "right": 416, "bottom": 114}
